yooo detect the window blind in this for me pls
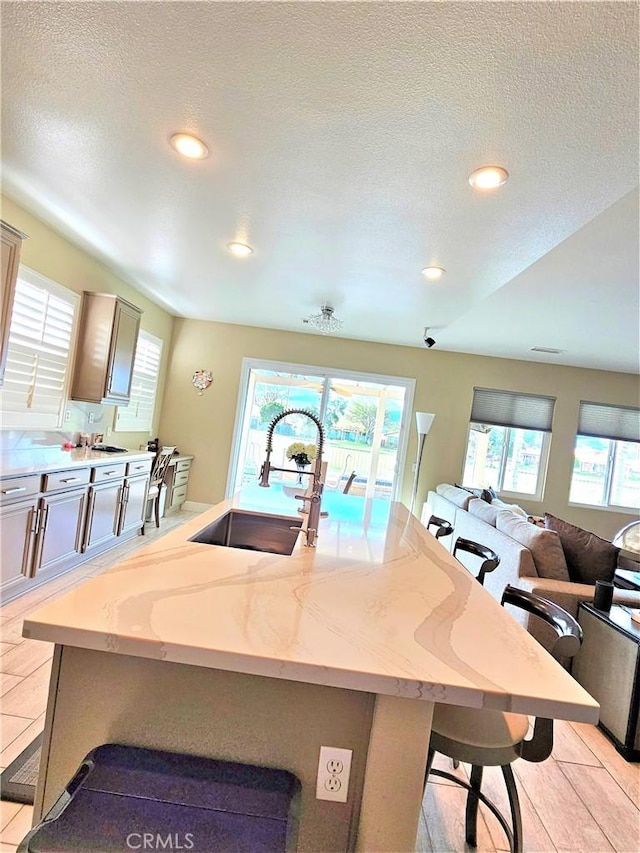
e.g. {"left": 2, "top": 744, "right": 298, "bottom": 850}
{"left": 0, "top": 268, "right": 78, "bottom": 428}
{"left": 577, "top": 401, "right": 640, "bottom": 443}
{"left": 470, "top": 387, "right": 556, "bottom": 432}
{"left": 115, "top": 330, "right": 162, "bottom": 432}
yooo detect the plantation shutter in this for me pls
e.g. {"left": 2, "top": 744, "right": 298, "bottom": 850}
{"left": 470, "top": 388, "right": 556, "bottom": 432}
{"left": 115, "top": 330, "right": 162, "bottom": 432}
{"left": 0, "top": 268, "right": 78, "bottom": 428}
{"left": 577, "top": 401, "right": 640, "bottom": 443}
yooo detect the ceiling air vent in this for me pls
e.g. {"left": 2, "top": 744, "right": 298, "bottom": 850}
{"left": 530, "top": 347, "right": 565, "bottom": 354}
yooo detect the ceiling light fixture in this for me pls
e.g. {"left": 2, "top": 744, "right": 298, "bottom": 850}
{"left": 421, "top": 266, "right": 445, "bottom": 281}
{"left": 169, "top": 133, "right": 209, "bottom": 159}
{"left": 227, "top": 241, "right": 253, "bottom": 257}
{"left": 468, "top": 165, "right": 509, "bottom": 190}
{"left": 303, "top": 305, "right": 343, "bottom": 335}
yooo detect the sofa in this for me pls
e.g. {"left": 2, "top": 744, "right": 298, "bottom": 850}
{"left": 422, "top": 484, "right": 640, "bottom": 654}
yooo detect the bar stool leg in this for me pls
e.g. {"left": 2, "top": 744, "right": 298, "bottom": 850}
{"left": 465, "top": 764, "right": 483, "bottom": 847}
{"left": 423, "top": 747, "right": 436, "bottom": 793}
{"left": 502, "top": 764, "right": 523, "bottom": 853}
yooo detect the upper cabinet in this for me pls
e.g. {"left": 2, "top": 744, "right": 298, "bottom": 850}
{"left": 71, "top": 292, "right": 142, "bottom": 405}
{"left": 0, "top": 220, "right": 28, "bottom": 387}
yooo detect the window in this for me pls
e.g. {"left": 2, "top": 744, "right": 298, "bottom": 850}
{"left": 227, "top": 358, "right": 415, "bottom": 501}
{"left": 570, "top": 402, "right": 640, "bottom": 510}
{"left": 462, "top": 388, "right": 555, "bottom": 499}
{"left": 114, "top": 330, "right": 162, "bottom": 432}
{"left": 0, "top": 267, "right": 78, "bottom": 428}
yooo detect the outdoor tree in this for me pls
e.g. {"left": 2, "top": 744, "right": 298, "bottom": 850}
{"left": 346, "top": 401, "right": 391, "bottom": 444}
{"left": 257, "top": 389, "right": 286, "bottom": 425}
{"left": 325, "top": 398, "right": 347, "bottom": 428}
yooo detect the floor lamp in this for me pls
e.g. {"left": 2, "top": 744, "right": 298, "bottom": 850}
{"left": 410, "top": 412, "right": 435, "bottom": 515}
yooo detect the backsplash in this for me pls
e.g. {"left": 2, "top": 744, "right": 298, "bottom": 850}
{"left": 0, "top": 401, "right": 115, "bottom": 451}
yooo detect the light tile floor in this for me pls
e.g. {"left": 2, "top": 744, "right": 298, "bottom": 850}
{"left": 1, "top": 509, "right": 639, "bottom": 851}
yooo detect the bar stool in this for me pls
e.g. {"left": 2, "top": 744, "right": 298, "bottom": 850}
{"left": 426, "top": 515, "right": 454, "bottom": 541}
{"left": 453, "top": 536, "right": 500, "bottom": 586}
{"left": 424, "top": 585, "right": 583, "bottom": 853}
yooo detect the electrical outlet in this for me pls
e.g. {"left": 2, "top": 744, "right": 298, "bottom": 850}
{"left": 316, "top": 746, "right": 352, "bottom": 803}
{"left": 88, "top": 412, "right": 95, "bottom": 424}
{"left": 64, "top": 410, "right": 71, "bottom": 422}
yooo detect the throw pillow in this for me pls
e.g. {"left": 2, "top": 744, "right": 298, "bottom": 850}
{"left": 543, "top": 513, "right": 620, "bottom": 585}
{"left": 468, "top": 497, "right": 500, "bottom": 527}
{"left": 496, "top": 511, "right": 570, "bottom": 581}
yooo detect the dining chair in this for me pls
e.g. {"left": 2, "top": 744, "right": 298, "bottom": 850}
{"left": 453, "top": 536, "right": 500, "bottom": 586}
{"left": 143, "top": 446, "right": 177, "bottom": 532}
{"left": 423, "top": 585, "right": 583, "bottom": 853}
{"left": 426, "top": 514, "right": 454, "bottom": 541}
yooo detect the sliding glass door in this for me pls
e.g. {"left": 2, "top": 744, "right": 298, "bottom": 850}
{"left": 227, "top": 359, "right": 415, "bottom": 501}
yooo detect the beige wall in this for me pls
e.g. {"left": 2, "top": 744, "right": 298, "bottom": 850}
{"left": 159, "top": 318, "right": 639, "bottom": 540}
{"left": 1, "top": 196, "right": 174, "bottom": 445}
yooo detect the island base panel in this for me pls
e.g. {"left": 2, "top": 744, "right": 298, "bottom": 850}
{"left": 35, "top": 646, "right": 433, "bottom": 851}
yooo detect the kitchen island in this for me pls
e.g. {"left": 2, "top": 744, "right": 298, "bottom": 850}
{"left": 24, "top": 487, "right": 598, "bottom": 851}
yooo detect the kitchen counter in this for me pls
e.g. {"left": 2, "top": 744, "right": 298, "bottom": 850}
{"left": 0, "top": 445, "right": 154, "bottom": 476}
{"left": 24, "top": 488, "right": 598, "bottom": 851}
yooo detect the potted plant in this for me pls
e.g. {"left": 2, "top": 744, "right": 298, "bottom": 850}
{"left": 286, "top": 442, "right": 318, "bottom": 482}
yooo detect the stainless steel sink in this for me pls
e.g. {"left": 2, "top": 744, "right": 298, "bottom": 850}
{"left": 189, "top": 510, "right": 303, "bottom": 555}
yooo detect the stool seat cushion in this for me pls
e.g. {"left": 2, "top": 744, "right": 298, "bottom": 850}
{"left": 431, "top": 704, "right": 529, "bottom": 766}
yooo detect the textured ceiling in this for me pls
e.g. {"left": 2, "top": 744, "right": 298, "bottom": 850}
{"left": 1, "top": 1, "right": 638, "bottom": 373}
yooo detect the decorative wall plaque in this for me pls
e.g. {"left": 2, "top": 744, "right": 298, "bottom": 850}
{"left": 192, "top": 369, "right": 213, "bottom": 395}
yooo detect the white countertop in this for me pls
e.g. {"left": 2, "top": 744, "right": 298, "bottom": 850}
{"left": 23, "top": 486, "right": 599, "bottom": 723}
{"left": 0, "top": 446, "right": 155, "bottom": 476}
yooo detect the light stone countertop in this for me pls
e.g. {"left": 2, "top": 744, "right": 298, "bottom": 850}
{"left": 0, "top": 446, "right": 155, "bottom": 476}
{"left": 23, "top": 485, "right": 599, "bottom": 724}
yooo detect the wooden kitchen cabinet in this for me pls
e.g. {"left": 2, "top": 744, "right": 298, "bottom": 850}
{"left": 164, "top": 456, "right": 194, "bottom": 515}
{"left": 118, "top": 473, "right": 149, "bottom": 537}
{"left": 0, "top": 495, "right": 40, "bottom": 600}
{"left": 0, "top": 220, "right": 27, "bottom": 387}
{"left": 34, "top": 487, "right": 89, "bottom": 583}
{"left": 70, "top": 292, "right": 142, "bottom": 404}
{"left": 0, "top": 457, "right": 152, "bottom": 603}
{"left": 83, "top": 479, "right": 124, "bottom": 553}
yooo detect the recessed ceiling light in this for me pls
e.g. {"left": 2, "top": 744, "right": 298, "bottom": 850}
{"left": 169, "top": 133, "right": 209, "bottom": 159}
{"left": 227, "top": 241, "right": 253, "bottom": 257}
{"left": 421, "top": 266, "right": 446, "bottom": 281}
{"left": 468, "top": 165, "right": 509, "bottom": 190}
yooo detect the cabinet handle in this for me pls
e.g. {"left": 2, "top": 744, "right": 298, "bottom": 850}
{"left": 2, "top": 486, "right": 26, "bottom": 494}
{"left": 40, "top": 505, "right": 50, "bottom": 532}
{"left": 82, "top": 491, "right": 96, "bottom": 552}
{"left": 102, "top": 470, "right": 118, "bottom": 476}
{"left": 30, "top": 506, "right": 41, "bottom": 535}
{"left": 60, "top": 477, "right": 80, "bottom": 483}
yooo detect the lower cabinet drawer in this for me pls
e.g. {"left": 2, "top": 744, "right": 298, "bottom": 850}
{"left": 43, "top": 468, "right": 91, "bottom": 492}
{"left": 171, "top": 485, "right": 188, "bottom": 508}
{"left": 0, "top": 474, "right": 41, "bottom": 502}
{"left": 173, "top": 469, "right": 190, "bottom": 488}
{"left": 126, "top": 459, "right": 153, "bottom": 477}
{"left": 91, "top": 464, "right": 126, "bottom": 483}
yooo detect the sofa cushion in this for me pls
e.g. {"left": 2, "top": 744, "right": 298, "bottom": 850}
{"left": 468, "top": 497, "right": 500, "bottom": 527}
{"left": 491, "top": 498, "right": 528, "bottom": 517}
{"left": 496, "top": 511, "right": 570, "bottom": 581}
{"left": 544, "top": 513, "right": 619, "bottom": 584}
{"left": 436, "top": 483, "right": 473, "bottom": 510}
